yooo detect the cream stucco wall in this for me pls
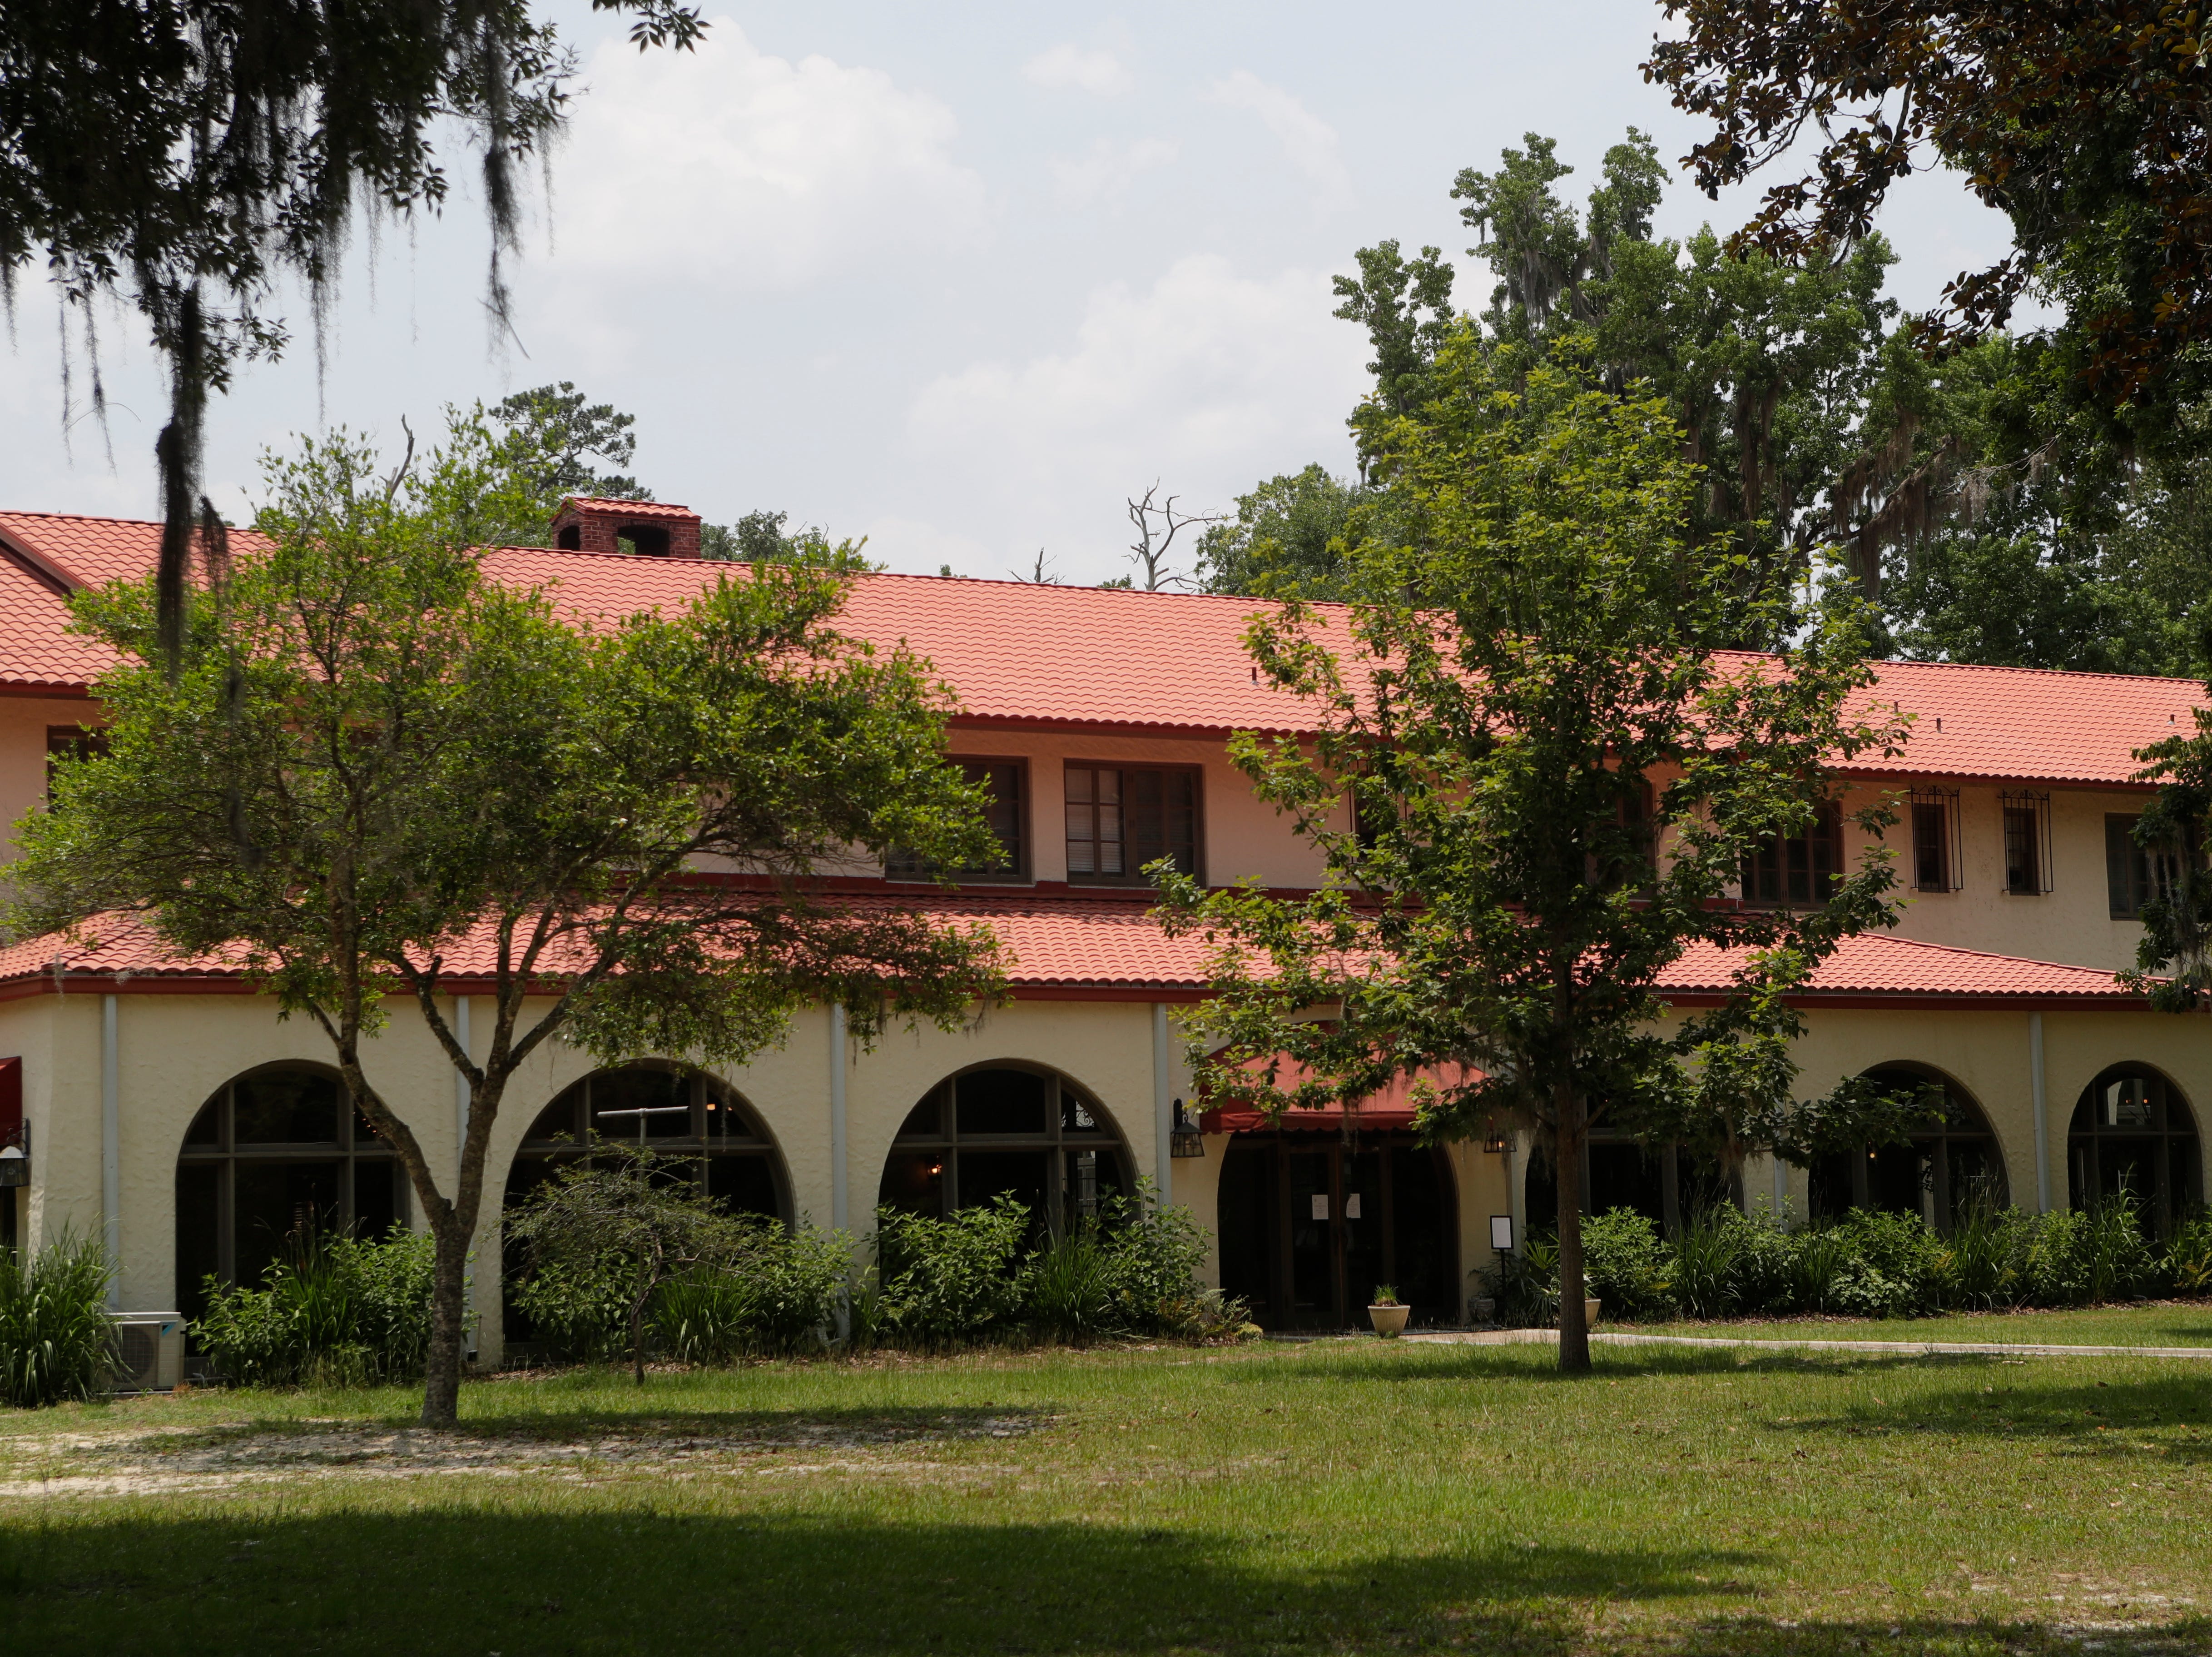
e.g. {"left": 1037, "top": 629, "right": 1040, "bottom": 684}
{"left": 2, "top": 984, "right": 1210, "bottom": 1358}
{"left": 1836, "top": 781, "right": 2158, "bottom": 974}
{"left": 0, "top": 692, "right": 100, "bottom": 868}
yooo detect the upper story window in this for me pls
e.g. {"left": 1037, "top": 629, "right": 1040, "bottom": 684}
{"left": 1907, "top": 786, "right": 1960, "bottom": 893}
{"left": 2106, "top": 813, "right": 2183, "bottom": 919}
{"left": 886, "top": 760, "right": 1027, "bottom": 882}
{"left": 45, "top": 725, "right": 107, "bottom": 805}
{"left": 1065, "top": 764, "right": 1199, "bottom": 884}
{"left": 1740, "top": 801, "right": 1841, "bottom": 907}
{"left": 1999, "top": 790, "right": 2053, "bottom": 896}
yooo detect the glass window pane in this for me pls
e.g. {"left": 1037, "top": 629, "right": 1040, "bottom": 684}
{"left": 526, "top": 1085, "right": 585, "bottom": 1142}
{"left": 232, "top": 1160, "right": 342, "bottom": 1289}
{"left": 956, "top": 1069, "right": 1048, "bottom": 1136}
{"left": 877, "top": 1149, "right": 945, "bottom": 1217}
{"left": 183, "top": 1099, "right": 221, "bottom": 1149}
{"left": 955, "top": 1150, "right": 1051, "bottom": 1226}
{"left": 1060, "top": 1089, "right": 1103, "bottom": 1134}
{"left": 706, "top": 1153, "right": 779, "bottom": 1219}
{"left": 590, "top": 1066, "right": 691, "bottom": 1137}
{"left": 704, "top": 1091, "right": 759, "bottom": 1144}
{"left": 1064, "top": 767, "right": 1092, "bottom": 804}
{"left": 233, "top": 1070, "right": 342, "bottom": 1144}
{"left": 175, "top": 1163, "right": 221, "bottom": 1327}
{"left": 352, "top": 1159, "right": 403, "bottom": 1241}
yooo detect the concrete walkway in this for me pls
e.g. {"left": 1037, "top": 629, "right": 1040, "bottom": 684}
{"left": 1400, "top": 1328, "right": 2212, "bottom": 1359}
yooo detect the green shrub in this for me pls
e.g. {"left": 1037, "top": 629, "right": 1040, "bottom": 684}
{"left": 1943, "top": 1200, "right": 2033, "bottom": 1309}
{"left": 197, "top": 1226, "right": 440, "bottom": 1386}
{"left": 652, "top": 1218, "right": 848, "bottom": 1362}
{"left": 873, "top": 1197, "right": 1029, "bottom": 1345}
{"left": 1477, "top": 1233, "right": 1560, "bottom": 1328}
{"left": 1671, "top": 1206, "right": 1746, "bottom": 1318}
{"left": 1822, "top": 1209, "right": 1945, "bottom": 1319}
{"left": 1093, "top": 1184, "right": 1215, "bottom": 1334}
{"left": 0, "top": 1231, "right": 116, "bottom": 1408}
{"left": 2164, "top": 1208, "right": 2212, "bottom": 1295}
{"left": 509, "top": 1250, "right": 638, "bottom": 1362}
{"left": 1019, "top": 1230, "right": 1118, "bottom": 1342}
{"left": 1579, "top": 1209, "right": 1676, "bottom": 1320}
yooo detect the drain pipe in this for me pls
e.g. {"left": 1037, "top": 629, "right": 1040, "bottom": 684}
{"left": 829, "top": 1003, "right": 848, "bottom": 1232}
{"left": 2030, "top": 1011, "right": 2050, "bottom": 1211}
{"left": 453, "top": 996, "right": 474, "bottom": 1359}
{"left": 1152, "top": 1003, "right": 1173, "bottom": 1202}
{"left": 101, "top": 991, "right": 119, "bottom": 1309}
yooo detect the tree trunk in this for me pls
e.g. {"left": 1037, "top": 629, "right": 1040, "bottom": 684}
{"left": 420, "top": 1214, "right": 470, "bottom": 1428}
{"left": 1554, "top": 1085, "right": 1591, "bottom": 1374}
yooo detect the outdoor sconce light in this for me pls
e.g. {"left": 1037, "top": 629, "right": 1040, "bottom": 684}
{"left": 1169, "top": 1099, "right": 1205, "bottom": 1158}
{"left": 0, "top": 1127, "right": 26, "bottom": 1188}
{"left": 1481, "top": 1131, "right": 1508, "bottom": 1154}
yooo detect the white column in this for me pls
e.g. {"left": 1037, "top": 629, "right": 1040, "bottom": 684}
{"left": 1152, "top": 1003, "right": 1173, "bottom": 1202}
{"left": 101, "top": 991, "right": 119, "bottom": 1309}
{"left": 453, "top": 996, "right": 475, "bottom": 1358}
{"left": 829, "top": 1003, "right": 849, "bottom": 1232}
{"left": 2030, "top": 1011, "right": 2050, "bottom": 1212}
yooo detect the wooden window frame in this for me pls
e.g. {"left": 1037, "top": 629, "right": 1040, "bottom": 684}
{"left": 885, "top": 757, "right": 1031, "bottom": 885}
{"left": 1062, "top": 761, "right": 1204, "bottom": 886}
{"left": 1906, "top": 786, "right": 1961, "bottom": 893}
{"left": 1739, "top": 800, "right": 1844, "bottom": 909}
{"left": 2106, "top": 813, "right": 2183, "bottom": 919}
{"left": 1999, "top": 790, "right": 2053, "bottom": 896}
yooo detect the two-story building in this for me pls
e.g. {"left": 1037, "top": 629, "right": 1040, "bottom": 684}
{"left": 0, "top": 498, "right": 2202, "bottom": 1350}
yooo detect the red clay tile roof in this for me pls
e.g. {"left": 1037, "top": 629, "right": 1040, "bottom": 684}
{"left": 557, "top": 497, "right": 699, "bottom": 519}
{"left": 3, "top": 509, "right": 2207, "bottom": 775}
{"left": 1657, "top": 932, "right": 2138, "bottom": 1001}
{"left": 0, "top": 894, "right": 1225, "bottom": 998}
{"left": 0, "top": 902, "right": 2141, "bottom": 1010}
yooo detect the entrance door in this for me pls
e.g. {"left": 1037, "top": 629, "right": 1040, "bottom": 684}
{"left": 1218, "top": 1136, "right": 1458, "bottom": 1329}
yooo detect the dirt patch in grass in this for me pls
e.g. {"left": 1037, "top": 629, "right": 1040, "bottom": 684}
{"left": 1, "top": 1409, "right": 1056, "bottom": 1499}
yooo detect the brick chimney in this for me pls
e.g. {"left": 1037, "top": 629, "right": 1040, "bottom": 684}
{"left": 548, "top": 497, "right": 702, "bottom": 559}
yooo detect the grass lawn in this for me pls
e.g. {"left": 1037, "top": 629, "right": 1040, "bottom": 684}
{"left": 5, "top": 1320, "right": 2212, "bottom": 1656}
{"left": 1631, "top": 1301, "right": 2212, "bottom": 1349}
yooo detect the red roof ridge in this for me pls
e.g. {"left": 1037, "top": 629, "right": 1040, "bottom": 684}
{"left": 1871, "top": 656, "right": 2208, "bottom": 691}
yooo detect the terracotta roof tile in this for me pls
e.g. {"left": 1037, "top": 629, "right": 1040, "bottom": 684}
{"left": 3, "top": 509, "right": 2207, "bottom": 775}
{"left": 1658, "top": 932, "right": 2137, "bottom": 999}
{"left": 557, "top": 497, "right": 698, "bottom": 519}
{"left": 0, "top": 903, "right": 2141, "bottom": 1006}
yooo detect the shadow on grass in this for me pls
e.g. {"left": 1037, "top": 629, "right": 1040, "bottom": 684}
{"left": 1770, "top": 1374, "right": 2212, "bottom": 1460}
{"left": 5, "top": 1510, "right": 2207, "bottom": 1656}
{"left": 2, "top": 1510, "right": 1762, "bottom": 1656}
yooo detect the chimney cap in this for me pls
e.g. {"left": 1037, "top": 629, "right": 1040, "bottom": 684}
{"left": 548, "top": 496, "right": 703, "bottom": 558}
{"left": 556, "top": 496, "right": 697, "bottom": 519}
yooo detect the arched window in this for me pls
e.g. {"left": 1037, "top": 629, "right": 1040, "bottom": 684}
{"left": 2069, "top": 1065, "right": 2202, "bottom": 1232}
{"left": 1808, "top": 1064, "right": 2006, "bottom": 1232}
{"left": 878, "top": 1065, "right": 1129, "bottom": 1235}
{"left": 1524, "top": 1121, "right": 1729, "bottom": 1236}
{"left": 503, "top": 1062, "right": 788, "bottom": 1222}
{"left": 175, "top": 1064, "right": 406, "bottom": 1325}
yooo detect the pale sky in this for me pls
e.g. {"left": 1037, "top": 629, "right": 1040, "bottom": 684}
{"left": 1, "top": 1, "right": 2028, "bottom": 584}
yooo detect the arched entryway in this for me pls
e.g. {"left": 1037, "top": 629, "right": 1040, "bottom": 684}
{"left": 1215, "top": 1132, "right": 1458, "bottom": 1331}
{"left": 877, "top": 1063, "right": 1131, "bottom": 1235}
{"left": 501, "top": 1062, "right": 790, "bottom": 1343}
{"left": 503, "top": 1062, "right": 790, "bottom": 1220}
{"left": 1808, "top": 1063, "right": 2007, "bottom": 1232}
{"left": 2070, "top": 1065, "right": 2201, "bottom": 1231}
{"left": 174, "top": 1063, "right": 407, "bottom": 1327}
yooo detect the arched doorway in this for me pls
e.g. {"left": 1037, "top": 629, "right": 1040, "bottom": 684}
{"left": 877, "top": 1064, "right": 1130, "bottom": 1235}
{"left": 503, "top": 1062, "right": 789, "bottom": 1220}
{"left": 1523, "top": 1123, "right": 1731, "bottom": 1235}
{"left": 1215, "top": 1133, "right": 1458, "bottom": 1331}
{"left": 1808, "top": 1063, "right": 2007, "bottom": 1232}
{"left": 174, "top": 1063, "right": 407, "bottom": 1327}
{"left": 2070, "top": 1065, "right": 2202, "bottom": 1232}
{"left": 501, "top": 1063, "right": 789, "bottom": 1343}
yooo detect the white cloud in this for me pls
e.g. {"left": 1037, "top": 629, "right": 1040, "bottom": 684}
{"left": 1048, "top": 137, "right": 1177, "bottom": 208}
{"left": 905, "top": 255, "right": 1366, "bottom": 576}
{"left": 546, "top": 22, "right": 988, "bottom": 294}
{"left": 1205, "top": 70, "right": 1350, "bottom": 204}
{"left": 1021, "top": 44, "right": 1132, "bottom": 95}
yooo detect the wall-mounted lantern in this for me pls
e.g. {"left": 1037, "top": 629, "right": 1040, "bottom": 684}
{"left": 1169, "top": 1099, "right": 1205, "bottom": 1158}
{"left": 0, "top": 1126, "right": 27, "bottom": 1188}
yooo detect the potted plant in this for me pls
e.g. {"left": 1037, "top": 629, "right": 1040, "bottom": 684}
{"left": 1367, "top": 1285, "right": 1410, "bottom": 1337}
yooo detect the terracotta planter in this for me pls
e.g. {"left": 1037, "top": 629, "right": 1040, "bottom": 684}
{"left": 1368, "top": 1303, "right": 1411, "bottom": 1337}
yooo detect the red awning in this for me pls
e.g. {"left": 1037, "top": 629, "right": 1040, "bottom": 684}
{"left": 1196, "top": 1057, "right": 1476, "bottom": 1135}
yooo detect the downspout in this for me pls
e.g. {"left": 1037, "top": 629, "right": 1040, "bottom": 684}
{"left": 101, "top": 991, "right": 119, "bottom": 1310}
{"left": 1152, "top": 1003, "right": 1173, "bottom": 1203}
{"left": 2030, "top": 1011, "right": 2050, "bottom": 1212}
{"left": 454, "top": 996, "right": 474, "bottom": 1358}
{"left": 829, "top": 1003, "right": 848, "bottom": 1232}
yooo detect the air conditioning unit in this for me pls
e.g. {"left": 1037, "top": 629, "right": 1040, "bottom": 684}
{"left": 110, "top": 1313, "right": 186, "bottom": 1393}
